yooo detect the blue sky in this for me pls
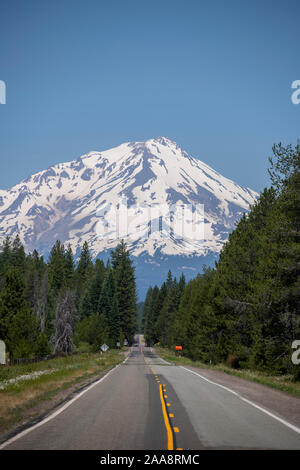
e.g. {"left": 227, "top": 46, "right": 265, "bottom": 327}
{"left": 0, "top": 0, "right": 299, "bottom": 192}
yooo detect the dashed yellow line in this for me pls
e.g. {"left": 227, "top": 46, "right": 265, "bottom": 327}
{"left": 159, "top": 384, "right": 174, "bottom": 450}
{"left": 138, "top": 334, "right": 182, "bottom": 451}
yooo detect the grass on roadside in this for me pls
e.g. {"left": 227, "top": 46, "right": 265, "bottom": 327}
{"left": 0, "top": 349, "right": 126, "bottom": 435}
{"left": 156, "top": 347, "right": 300, "bottom": 398}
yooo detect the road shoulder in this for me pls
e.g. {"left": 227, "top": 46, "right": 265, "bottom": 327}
{"left": 182, "top": 365, "right": 300, "bottom": 427}
{"left": 0, "top": 348, "right": 130, "bottom": 444}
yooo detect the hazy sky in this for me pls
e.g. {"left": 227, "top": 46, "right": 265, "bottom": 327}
{"left": 0, "top": 0, "right": 299, "bottom": 192}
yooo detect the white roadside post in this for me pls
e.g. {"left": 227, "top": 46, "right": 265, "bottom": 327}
{"left": 0, "top": 340, "right": 5, "bottom": 365}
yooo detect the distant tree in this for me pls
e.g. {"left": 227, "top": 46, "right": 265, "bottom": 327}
{"left": 11, "top": 235, "right": 26, "bottom": 273}
{"left": 48, "top": 240, "right": 67, "bottom": 296}
{"left": 75, "top": 241, "right": 93, "bottom": 307}
{"left": 0, "top": 236, "right": 12, "bottom": 278}
{"left": 38, "top": 267, "right": 49, "bottom": 332}
{"left": 79, "top": 259, "right": 106, "bottom": 319}
{"left": 111, "top": 241, "right": 137, "bottom": 345}
{"left": 64, "top": 244, "right": 75, "bottom": 287}
{"left": 98, "top": 266, "right": 120, "bottom": 346}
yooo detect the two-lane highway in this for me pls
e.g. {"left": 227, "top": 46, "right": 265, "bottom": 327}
{"left": 1, "top": 335, "right": 300, "bottom": 450}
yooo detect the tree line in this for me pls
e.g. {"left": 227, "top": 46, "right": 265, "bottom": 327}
{"left": 142, "top": 143, "right": 300, "bottom": 380}
{"left": 0, "top": 238, "right": 137, "bottom": 359}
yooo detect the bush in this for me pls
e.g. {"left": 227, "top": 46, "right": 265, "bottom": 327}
{"left": 76, "top": 341, "right": 92, "bottom": 353}
{"left": 35, "top": 332, "right": 51, "bottom": 357}
{"left": 74, "top": 313, "right": 109, "bottom": 352}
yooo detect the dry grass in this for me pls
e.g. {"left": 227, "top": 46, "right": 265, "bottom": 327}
{"left": 0, "top": 349, "right": 126, "bottom": 436}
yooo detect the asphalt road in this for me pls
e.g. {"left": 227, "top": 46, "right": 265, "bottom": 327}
{"left": 1, "top": 335, "right": 300, "bottom": 450}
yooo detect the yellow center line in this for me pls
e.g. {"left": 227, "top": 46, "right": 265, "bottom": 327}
{"left": 139, "top": 334, "right": 177, "bottom": 451}
{"left": 159, "top": 384, "right": 174, "bottom": 450}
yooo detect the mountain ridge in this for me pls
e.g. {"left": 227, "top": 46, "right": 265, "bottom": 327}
{"left": 0, "top": 137, "right": 258, "bottom": 295}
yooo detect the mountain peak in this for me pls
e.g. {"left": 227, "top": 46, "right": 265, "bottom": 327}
{"left": 154, "top": 136, "right": 175, "bottom": 145}
{"left": 0, "top": 137, "right": 258, "bottom": 263}
{"left": 146, "top": 136, "right": 178, "bottom": 148}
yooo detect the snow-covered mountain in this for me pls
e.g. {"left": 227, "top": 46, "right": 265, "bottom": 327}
{"left": 0, "top": 137, "right": 258, "bottom": 296}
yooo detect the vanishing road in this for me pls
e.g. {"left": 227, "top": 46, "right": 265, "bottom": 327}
{"left": 1, "top": 335, "right": 300, "bottom": 450}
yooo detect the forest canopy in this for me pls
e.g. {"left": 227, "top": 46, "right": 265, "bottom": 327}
{"left": 0, "top": 238, "right": 137, "bottom": 359}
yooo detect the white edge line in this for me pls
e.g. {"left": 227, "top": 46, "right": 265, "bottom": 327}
{"left": 151, "top": 348, "right": 171, "bottom": 365}
{"left": 157, "top": 357, "right": 171, "bottom": 365}
{"left": 0, "top": 355, "right": 129, "bottom": 450}
{"left": 180, "top": 366, "right": 300, "bottom": 436}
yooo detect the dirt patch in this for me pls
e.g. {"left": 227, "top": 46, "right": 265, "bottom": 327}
{"left": 184, "top": 365, "right": 300, "bottom": 427}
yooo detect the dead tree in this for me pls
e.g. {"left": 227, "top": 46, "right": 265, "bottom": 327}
{"left": 51, "top": 289, "right": 77, "bottom": 354}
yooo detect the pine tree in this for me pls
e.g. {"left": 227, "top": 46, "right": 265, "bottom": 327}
{"left": 8, "top": 309, "right": 40, "bottom": 359}
{"left": 111, "top": 241, "right": 137, "bottom": 345}
{"left": 0, "top": 268, "right": 28, "bottom": 340}
{"left": 64, "top": 244, "right": 75, "bottom": 288}
{"left": 0, "top": 267, "right": 39, "bottom": 358}
{"left": 48, "top": 240, "right": 67, "bottom": 295}
{"left": 75, "top": 241, "right": 93, "bottom": 307}
{"left": 39, "top": 267, "right": 49, "bottom": 332}
{"left": 98, "top": 267, "right": 120, "bottom": 346}
{"left": 0, "top": 236, "right": 12, "bottom": 279}
{"left": 11, "top": 235, "right": 26, "bottom": 273}
{"left": 142, "top": 286, "right": 153, "bottom": 344}
{"left": 79, "top": 259, "right": 106, "bottom": 319}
